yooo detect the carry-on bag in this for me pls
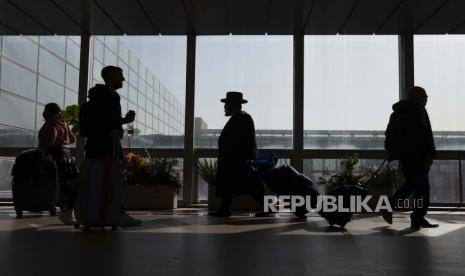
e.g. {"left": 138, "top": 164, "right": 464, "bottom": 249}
{"left": 11, "top": 149, "right": 58, "bottom": 218}
{"left": 262, "top": 164, "right": 320, "bottom": 218}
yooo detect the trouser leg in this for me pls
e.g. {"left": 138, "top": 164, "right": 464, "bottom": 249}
{"left": 389, "top": 160, "right": 415, "bottom": 211}
{"left": 65, "top": 180, "right": 77, "bottom": 210}
{"left": 219, "top": 195, "right": 232, "bottom": 212}
{"left": 250, "top": 188, "right": 265, "bottom": 207}
{"left": 411, "top": 164, "right": 431, "bottom": 221}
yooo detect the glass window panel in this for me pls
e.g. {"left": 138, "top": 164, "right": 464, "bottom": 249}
{"left": 65, "top": 64, "right": 79, "bottom": 92}
{"left": 2, "top": 36, "right": 38, "bottom": 70}
{"left": 138, "top": 77, "right": 146, "bottom": 95}
{"left": 139, "top": 63, "right": 147, "bottom": 80}
{"left": 0, "top": 58, "right": 37, "bottom": 100}
{"left": 104, "top": 46, "right": 117, "bottom": 66}
{"left": 39, "top": 48, "right": 65, "bottom": 84}
{"left": 104, "top": 36, "right": 118, "bottom": 53}
{"left": 93, "top": 38, "right": 104, "bottom": 62}
{"left": 40, "top": 36, "right": 66, "bottom": 58}
{"left": 414, "top": 35, "right": 465, "bottom": 150}
{"left": 0, "top": 93, "right": 36, "bottom": 130}
{"left": 129, "top": 69, "right": 138, "bottom": 87}
{"left": 118, "top": 41, "right": 129, "bottom": 63}
{"left": 147, "top": 72, "right": 154, "bottom": 88}
{"left": 93, "top": 60, "right": 104, "bottom": 83}
{"left": 28, "top": 36, "right": 39, "bottom": 43}
{"left": 121, "top": 98, "right": 128, "bottom": 115}
{"left": 128, "top": 85, "right": 138, "bottom": 104}
{"left": 119, "top": 80, "right": 129, "bottom": 99}
{"left": 428, "top": 160, "right": 460, "bottom": 203}
{"left": 129, "top": 52, "right": 138, "bottom": 71}
{"left": 146, "top": 113, "right": 153, "bottom": 129}
{"left": 69, "top": 36, "right": 80, "bottom": 46}
{"left": 37, "top": 76, "right": 64, "bottom": 106}
{"left": 118, "top": 59, "right": 129, "bottom": 78}
{"left": 66, "top": 38, "right": 81, "bottom": 68}
{"left": 36, "top": 104, "right": 45, "bottom": 131}
{"left": 0, "top": 126, "right": 35, "bottom": 148}
{"left": 0, "top": 157, "right": 15, "bottom": 198}
{"left": 304, "top": 35, "right": 399, "bottom": 149}
{"left": 195, "top": 36, "right": 293, "bottom": 149}
{"left": 64, "top": 89, "right": 78, "bottom": 107}
{"left": 137, "top": 93, "right": 145, "bottom": 108}
{"left": 88, "top": 36, "right": 187, "bottom": 148}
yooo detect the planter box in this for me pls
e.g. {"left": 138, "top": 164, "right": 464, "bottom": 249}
{"left": 124, "top": 185, "right": 177, "bottom": 210}
{"left": 208, "top": 184, "right": 263, "bottom": 211}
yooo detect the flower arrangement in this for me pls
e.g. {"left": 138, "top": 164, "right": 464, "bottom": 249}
{"left": 123, "top": 152, "right": 181, "bottom": 191}
{"left": 124, "top": 153, "right": 151, "bottom": 185}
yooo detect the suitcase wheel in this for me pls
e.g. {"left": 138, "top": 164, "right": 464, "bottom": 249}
{"left": 15, "top": 210, "right": 23, "bottom": 219}
{"left": 111, "top": 224, "right": 118, "bottom": 231}
{"left": 74, "top": 224, "right": 80, "bottom": 229}
{"left": 82, "top": 225, "right": 90, "bottom": 232}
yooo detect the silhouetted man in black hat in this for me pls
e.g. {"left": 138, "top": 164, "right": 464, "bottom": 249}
{"left": 209, "top": 91, "right": 266, "bottom": 217}
{"left": 382, "top": 86, "right": 438, "bottom": 229}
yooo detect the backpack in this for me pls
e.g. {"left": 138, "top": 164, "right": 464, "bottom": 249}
{"left": 78, "top": 101, "right": 94, "bottom": 139}
{"left": 384, "top": 111, "right": 401, "bottom": 159}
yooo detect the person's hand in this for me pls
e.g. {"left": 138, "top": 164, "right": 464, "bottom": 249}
{"left": 125, "top": 110, "right": 136, "bottom": 124}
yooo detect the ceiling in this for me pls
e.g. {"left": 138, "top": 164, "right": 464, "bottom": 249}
{"left": 1, "top": 0, "right": 465, "bottom": 35}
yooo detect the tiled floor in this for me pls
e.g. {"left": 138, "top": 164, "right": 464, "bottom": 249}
{"left": 0, "top": 208, "right": 464, "bottom": 276}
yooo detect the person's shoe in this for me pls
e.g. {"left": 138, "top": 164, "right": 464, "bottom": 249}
{"left": 411, "top": 218, "right": 439, "bottom": 229}
{"left": 58, "top": 210, "right": 76, "bottom": 225}
{"left": 254, "top": 211, "right": 277, "bottom": 217}
{"left": 380, "top": 210, "right": 393, "bottom": 224}
{"left": 208, "top": 210, "right": 232, "bottom": 217}
{"left": 119, "top": 213, "right": 143, "bottom": 227}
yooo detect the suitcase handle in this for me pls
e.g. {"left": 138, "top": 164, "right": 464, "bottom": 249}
{"left": 364, "top": 159, "right": 392, "bottom": 189}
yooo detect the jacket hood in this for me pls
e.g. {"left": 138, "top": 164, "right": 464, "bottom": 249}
{"left": 392, "top": 99, "right": 418, "bottom": 112}
{"left": 88, "top": 84, "right": 110, "bottom": 101}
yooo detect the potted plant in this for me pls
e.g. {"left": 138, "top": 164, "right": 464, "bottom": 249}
{"left": 61, "top": 105, "right": 80, "bottom": 138}
{"left": 318, "top": 154, "right": 365, "bottom": 193}
{"left": 123, "top": 152, "right": 181, "bottom": 209}
{"left": 197, "top": 159, "right": 262, "bottom": 211}
{"left": 318, "top": 154, "right": 399, "bottom": 210}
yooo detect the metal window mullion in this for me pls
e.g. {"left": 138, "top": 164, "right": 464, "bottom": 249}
{"left": 75, "top": 33, "right": 91, "bottom": 162}
{"left": 183, "top": 33, "right": 196, "bottom": 205}
{"left": 293, "top": 33, "right": 304, "bottom": 172}
{"left": 398, "top": 34, "right": 414, "bottom": 100}
{"left": 459, "top": 159, "right": 463, "bottom": 204}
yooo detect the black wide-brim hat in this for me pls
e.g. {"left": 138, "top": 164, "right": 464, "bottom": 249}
{"left": 220, "top": 91, "right": 248, "bottom": 104}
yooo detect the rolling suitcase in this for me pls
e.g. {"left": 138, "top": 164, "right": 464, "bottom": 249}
{"left": 11, "top": 149, "right": 58, "bottom": 218}
{"left": 318, "top": 184, "right": 368, "bottom": 228}
{"left": 74, "top": 140, "right": 122, "bottom": 231}
{"left": 262, "top": 164, "right": 320, "bottom": 218}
